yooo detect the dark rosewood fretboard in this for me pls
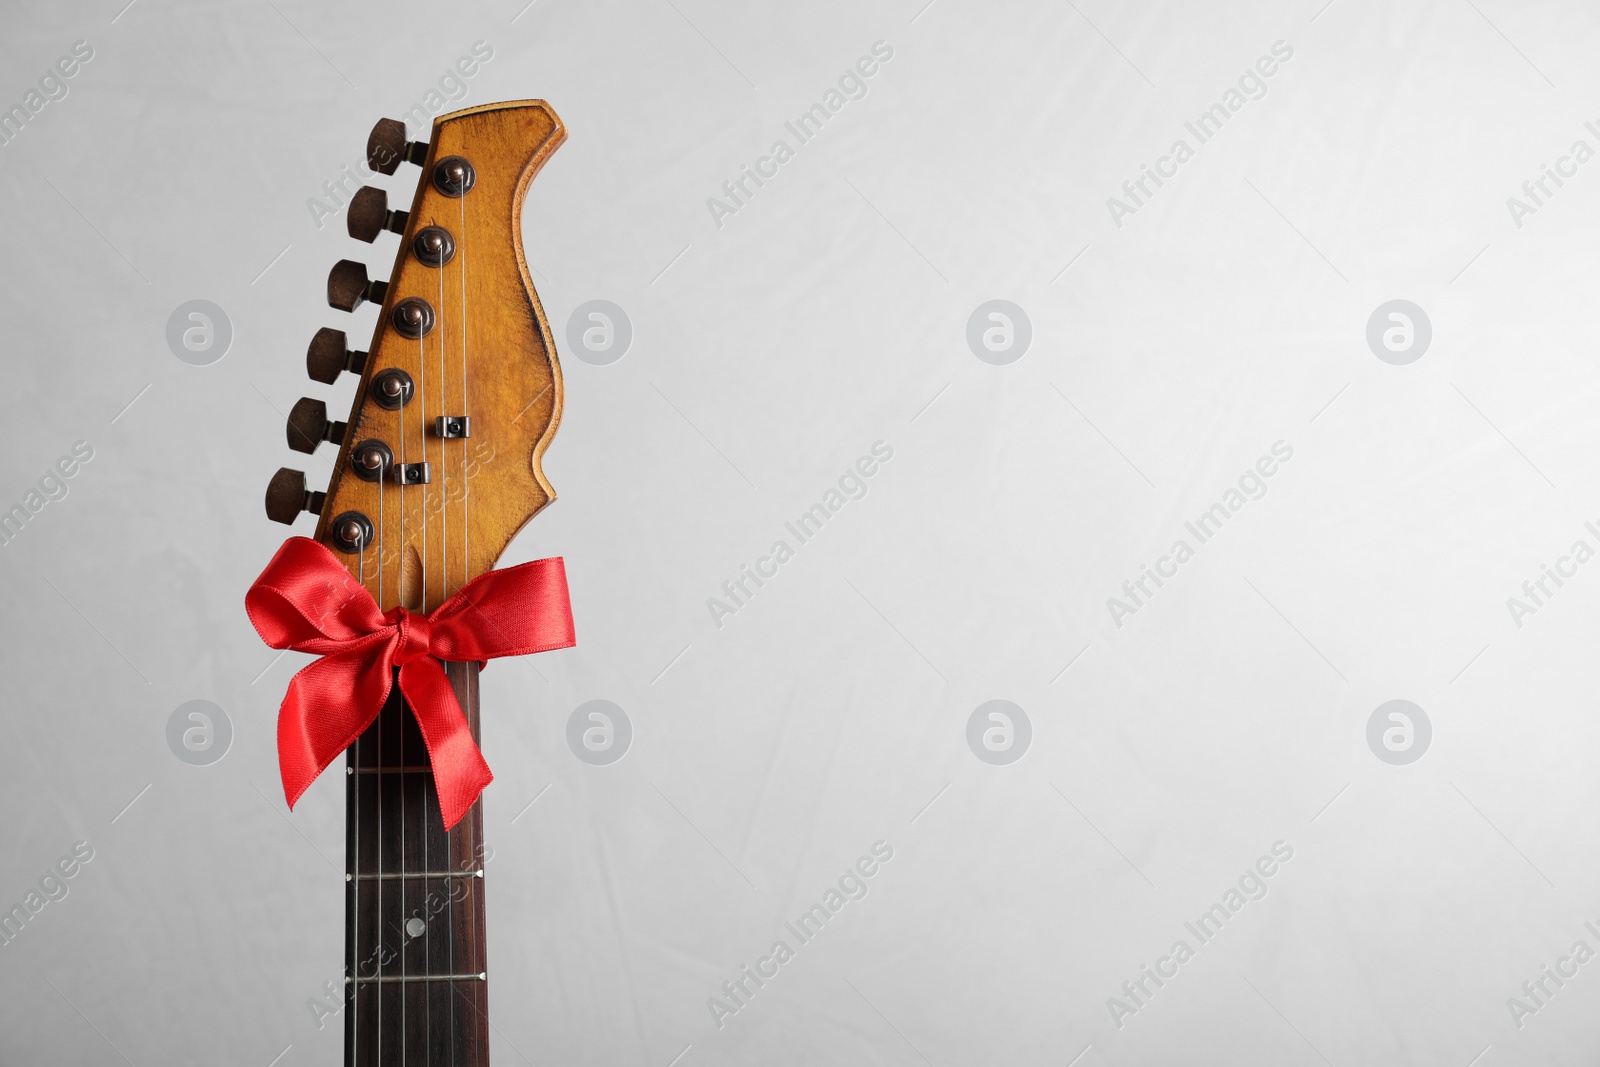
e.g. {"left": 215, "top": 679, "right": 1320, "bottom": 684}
{"left": 345, "top": 661, "right": 490, "bottom": 1066}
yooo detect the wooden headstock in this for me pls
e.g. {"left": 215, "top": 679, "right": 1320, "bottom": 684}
{"left": 266, "top": 101, "right": 566, "bottom": 612}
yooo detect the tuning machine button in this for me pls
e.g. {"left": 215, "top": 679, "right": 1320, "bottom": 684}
{"left": 286, "top": 398, "right": 347, "bottom": 454}
{"left": 367, "top": 118, "right": 429, "bottom": 175}
{"left": 265, "top": 468, "right": 325, "bottom": 525}
{"left": 327, "top": 260, "right": 388, "bottom": 312}
{"left": 348, "top": 187, "right": 409, "bottom": 243}
{"left": 306, "top": 328, "right": 368, "bottom": 384}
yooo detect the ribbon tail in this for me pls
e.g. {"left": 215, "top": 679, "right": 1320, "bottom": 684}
{"left": 277, "top": 645, "right": 395, "bottom": 811}
{"left": 397, "top": 659, "right": 493, "bottom": 831}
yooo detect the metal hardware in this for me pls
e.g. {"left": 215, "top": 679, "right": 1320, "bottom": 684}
{"left": 348, "top": 973, "right": 487, "bottom": 984}
{"left": 391, "top": 297, "right": 435, "bottom": 339}
{"left": 329, "top": 511, "right": 374, "bottom": 553}
{"left": 264, "top": 468, "right": 324, "bottom": 525}
{"left": 432, "top": 155, "right": 475, "bottom": 197}
{"left": 366, "top": 117, "right": 428, "bottom": 175}
{"left": 347, "top": 186, "right": 408, "bottom": 243}
{"left": 350, "top": 440, "right": 393, "bottom": 482}
{"left": 412, "top": 226, "right": 455, "bottom": 267}
{"left": 286, "top": 397, "right": 346, "bottom": 454}
{"left": 392, "top": 462, "right": 430, "bottom": 486}
{"left": 345, "top": 870, "right": 484, "bottom": 881}
{"left": 327, "top": 259, "right": 387, "bottom": 312}
{"left": 370, "top": 369, "right": 414, "bottom": 410}
{"left": 306, "top": 328, "right": 367, "bottom": 384}
{"left": 433, "top": 415, "right": 470, "bottom": 439}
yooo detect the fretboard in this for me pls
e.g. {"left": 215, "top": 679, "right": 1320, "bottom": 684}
{"left": 345, "top": 661, "right": 490, "bottom": 1066}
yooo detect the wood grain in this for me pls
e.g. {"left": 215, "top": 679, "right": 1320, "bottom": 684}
{"left": 345, "top": 662, "right": 488, "bottom": 1067}
{"left": 315, "top": 100, "right": 567, "bottom": 612}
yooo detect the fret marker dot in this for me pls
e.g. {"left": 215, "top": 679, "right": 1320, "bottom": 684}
{"left": 406, "top": 917, "right": 426, "bottom": 938}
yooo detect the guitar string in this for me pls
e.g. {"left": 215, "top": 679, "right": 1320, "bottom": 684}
{"left": 439, "top": 260, "right": 449, "bottom": 600}
{"left": 392, "top": 324, "right": 404, "bottom": 1067}
{"left": 460, "top": 191, "right": 469, "bottom": 601}
{"left": 368, "top": 389, "right": 388, "bottom": 1066}
{"left": 403, "top": 285, "right": 433, "bottom": 1067}
{"left": 419, "top": 324, "right": 429, "bottom": 617}
{"left": 469, "top": 671, "right": 481, "bottom": 1061}
{"left": 351, "top": 545, "right": 362, "bottom": 1065}
{"left": 451, "top": 188, "right": 465, "bottom": 1067}
{"left": 459, "top": 186, "right": 484, "bottom": 1061}
{"left": 431, "top": 217, "right": 446, "bottom": 1061}
{"left": 448, "top": 195, "right": 460, "bottom": 1062}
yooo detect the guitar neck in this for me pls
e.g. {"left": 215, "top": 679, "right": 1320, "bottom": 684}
{"left": 345, "top": 661, "right": 490, "bottom": 1066}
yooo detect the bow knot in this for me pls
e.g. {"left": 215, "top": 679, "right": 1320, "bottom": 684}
{"left": 245, "top": 537, "right": 576, "bottom": 829}
{"left": 392, "top": 610, "right": 434, "bottom": 666}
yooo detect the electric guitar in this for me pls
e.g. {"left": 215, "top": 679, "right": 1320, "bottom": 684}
{"left": 261, "top": 100, "right": 567, "bottom": 1066}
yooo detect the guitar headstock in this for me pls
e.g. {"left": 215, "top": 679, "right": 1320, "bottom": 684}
{"left": 266, "top": 101, "right": 567, "bottom": 612}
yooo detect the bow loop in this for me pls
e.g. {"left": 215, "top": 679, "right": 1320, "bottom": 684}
{"left": 246, "top": 537, "right": 576, "bottom": 829}
{"left": 244, "top": 538, "right": 389, "bottom": 651}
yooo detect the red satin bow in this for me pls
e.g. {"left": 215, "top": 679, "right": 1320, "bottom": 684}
{"left": 245, "top": 537, "right": 575, "bottom": 829}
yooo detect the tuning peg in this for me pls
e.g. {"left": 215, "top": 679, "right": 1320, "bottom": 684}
{"left": 286, "top": 398, "right": 347, "bottom": 454}
{"left": 327, "top": 260, "right": 388, "bottom": 312}
{"left": 265, "top": 467, "right": 325, "bottom": 525}
{"left": 306, "top": 328, "right": 367, "bottom": 384}
{"left": 367, "top": 118, "right": 428, "bottom": 175}
{"left": 348, "top": 187, "right": 409, "bottom": 243}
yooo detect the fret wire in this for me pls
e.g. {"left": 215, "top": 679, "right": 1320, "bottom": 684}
{"left": 347, "top": 870, "right": 482, "bottom": 881}
{"left": 350, "top": 973, "right": 487, "bottom": 985}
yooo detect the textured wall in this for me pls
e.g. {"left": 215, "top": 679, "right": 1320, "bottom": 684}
{"left": 1, "top": 0, "right": 1596, "bottom": 1064}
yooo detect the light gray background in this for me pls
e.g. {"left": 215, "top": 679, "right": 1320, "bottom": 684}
{"left": 1, "top": 0, "right": 1595, "bottom": 1063}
